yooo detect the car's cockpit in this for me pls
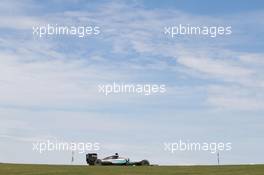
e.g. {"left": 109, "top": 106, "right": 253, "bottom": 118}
{"left": 103, "top": 153, "right": 119, "bottom": 160}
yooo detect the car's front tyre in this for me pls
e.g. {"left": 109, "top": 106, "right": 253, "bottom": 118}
{"left": 140, "top": 160, "right": 150, "bottom": 166}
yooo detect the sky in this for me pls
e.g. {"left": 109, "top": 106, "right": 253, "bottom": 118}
{"left": 0, "top": 0, "right": 264, "bottom": 165}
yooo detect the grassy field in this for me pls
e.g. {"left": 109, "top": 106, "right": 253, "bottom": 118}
{"left": 0, "top": 163, "right": 264, "bottom": 175}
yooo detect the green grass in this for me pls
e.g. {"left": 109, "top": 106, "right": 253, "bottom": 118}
{"left": 0, "top": 163, "right": 264, "bottom": 175}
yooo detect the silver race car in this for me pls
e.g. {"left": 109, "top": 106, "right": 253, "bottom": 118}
{"left": 86, "top": 153, "right": 150, "bottom": 166}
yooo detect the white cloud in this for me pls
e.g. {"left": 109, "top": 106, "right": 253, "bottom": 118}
{"left": 207, "top": 85, "right": 264, "bottom": 111}
{"left": 177, "top": 56, "right": 253, "bottom": 79}
{"left": 0, "top": 16, "right": 46, "bottom": 30}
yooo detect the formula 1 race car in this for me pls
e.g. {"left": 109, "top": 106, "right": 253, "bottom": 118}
{"left": 86, "top": 153, "right": 150, "bottom": 166}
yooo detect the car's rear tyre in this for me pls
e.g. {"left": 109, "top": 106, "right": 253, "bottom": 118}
{"left": 140, "top": 160, "right": 150, "bottom": 166}
{"left": 94, "top": 159, "right": 102, "bottom": 166}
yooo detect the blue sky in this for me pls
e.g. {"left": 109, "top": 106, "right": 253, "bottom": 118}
{"left": 0, "top": 0, "right": 264, "bottom": 165}
{"left": 142, "top": 0, "right": 264, "bottom": 14}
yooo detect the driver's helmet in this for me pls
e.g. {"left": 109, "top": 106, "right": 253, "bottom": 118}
{"left": 113, "top": 153, "right": 119, "bottom": 159}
